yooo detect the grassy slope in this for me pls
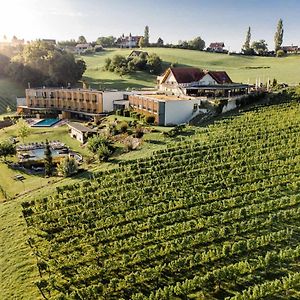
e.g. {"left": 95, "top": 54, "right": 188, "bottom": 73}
{"left": 0, "top": 198, "right": 41, "bottom": 300}
{"left": 0, "top": 78, "right": 25, "bottom": 113}
{"left": 81, "top": 48, "right": 300, "bottom": 89}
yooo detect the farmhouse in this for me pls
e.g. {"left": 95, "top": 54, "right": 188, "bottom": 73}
{"left": 116, "top": 33, "right": 142, "bottom": 48}
{"left": 18, "top": 88, "right": 124, "bottom": 122}
{"left": 281, "top": 45, "right": 298, "bottom": 54}
{"left": 207, "top": 42, "right": 227, "bottom": 53}
{"left": 68, "top": 122, "right": 97, "bottom": 143}
{"left": 75, "top": 43, "right": 93, "bottom": 54}
{"left": 157, "top": 67, "right": 249, "bottom": 97}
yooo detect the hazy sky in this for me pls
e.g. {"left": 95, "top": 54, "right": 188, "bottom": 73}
{"left": 0, "top": 0, "right": 299, "bottom": 51}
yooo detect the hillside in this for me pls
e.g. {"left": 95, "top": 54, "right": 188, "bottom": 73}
{"left": 0, "top": 78, "right": 25, "bottom": 113}
{"left": 81, "top": 48, "right": 300, "bottom": 89}
{"left": 21, "top": 100, "right": 300, "bottom": 299}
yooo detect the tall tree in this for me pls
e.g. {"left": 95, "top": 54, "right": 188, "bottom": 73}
{"left": 144, "top": 26, "right": 149, "bottom": 46}
{"left": 242, "top": 26, "right": 251, "bottom": 52}
{"left": 44, "top": 140, "right": 53, "bottom": 176}
{"left": 274, "top": 18, "right": 284, "bottom": 52}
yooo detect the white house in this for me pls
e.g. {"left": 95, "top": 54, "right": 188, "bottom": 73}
{"left": 68, "top": 122, "right": 97, "bottom": 144}
{"left": 75, "top": 43, "right": 93, "bottom": 54}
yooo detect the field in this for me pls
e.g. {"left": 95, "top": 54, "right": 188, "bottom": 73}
{"left": 0, "top": 78, "right": 25, "bottom": 113}
{"left": 21, "top": 100, "right": 300, "bottom": 299}
{"left": 81, "top": 48, "right": 300, "bottom": 89}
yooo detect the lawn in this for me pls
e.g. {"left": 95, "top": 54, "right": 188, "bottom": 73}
{"left": 0, "top": 124, "right": 90, "bottom": 201}
{"left": 0, "top": 78, "right": 25, "bottom": 113}
{"left": 80, "top": 48, "right": 300, "bottom": 89}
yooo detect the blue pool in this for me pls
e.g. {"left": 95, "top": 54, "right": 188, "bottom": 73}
{"left": 32, "top": 119, "right": 60, "bottom": 127}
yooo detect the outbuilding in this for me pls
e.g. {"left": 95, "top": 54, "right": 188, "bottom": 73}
{"left": 68, "top": 122, "right": 97, "bottom": 144}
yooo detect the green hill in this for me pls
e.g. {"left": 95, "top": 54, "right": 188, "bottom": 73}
{"left": 20, "top": 100, "right": 300, "bottom": 299}
{"left": 0, "top": 79, "right": 25, "bottom": 113}
{"left": 81, "top": 48, "right": 300, "bottom": 89}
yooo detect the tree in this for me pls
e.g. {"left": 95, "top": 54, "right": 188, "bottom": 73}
{"left": 144, "top": 25, "right": 150, "bottom": 46}
{"left": 17, "top": 118, "right": 30, "bottom": 143}
{"left": 251, "top": 40, "right": 268, "bottom": 55}
{"left": 97, "top": 144, "right": 112, "bottom": 162}
{"left": 0, "top": 140, "right": 16, "bottom": 162}
{"left": 44, "top": 140, "right": 53, "bottom": 176}
{"left": 57, "top": 156, "right": 78, "bottom": 177}
{"left": 9, "top": 40, "right": 86, "bottom": 86}
{"left": 242, "top": 26, "right": 251, "bottom": 53}
{"left": 157, "top": 37, "right": 164, "bottom": 47}
{"left": 77, "top": 36, "right": 87, "bottom": 44}
{"left": 96, "top": 36, "right": 116, "bottom": 48}
{"left": 274, "top": 18, "right": 284, "bottom": 53}
{"left": 188, "top": 37, "right": 205, "bottom": 50}
{"left": 139, "top": 37, "right": 145, "bottom": 48}
{"left": 147, "top": 53, "right": 162, "bottom": 74}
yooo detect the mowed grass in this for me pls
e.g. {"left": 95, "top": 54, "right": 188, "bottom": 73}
{"left": 0, "top": 78, "right": 25, "bottom": 113}
{"left": 0, "top": 124, "right": 90, "bottom": 200}
{"left": 80, "top": 48, "right": 300, "bottom": 88}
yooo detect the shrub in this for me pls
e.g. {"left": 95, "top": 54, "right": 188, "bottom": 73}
{"left": 97, "top": 144, "right": 112, "bottom": 162}
{"left": 276, "top": 50, "right": 285, "bottom": 57}
{"left": 145, "top": 115, "right": 155, "bottom": 124}
{"left": 124, "top": 137, "right": 141, "bottom": 151}
{"left": 123, "top": 110, "right": 130, "bottom": 117}
{"left": 133, "top": 125, "right": 144, "bottom": 138}
{"left": 119, "top": 122, "right": 128, "bottom": 133}
{"left": 57, "top": 157, "right": 78, "bottom": 177}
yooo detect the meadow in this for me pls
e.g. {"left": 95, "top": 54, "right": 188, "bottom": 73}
{"left": 81, "top": 48, "right": 300, "bottom": 89}
{"left": 21, "top": 99, "right": 300, "bottom": 299}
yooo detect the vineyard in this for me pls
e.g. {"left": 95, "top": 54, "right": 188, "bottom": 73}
{"left": 22, "top": 101, "right": 300, "bottom": 299}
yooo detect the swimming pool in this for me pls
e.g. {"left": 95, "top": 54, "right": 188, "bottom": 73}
{"left": 32, "top": 119, "right": 60, "bottom": 127}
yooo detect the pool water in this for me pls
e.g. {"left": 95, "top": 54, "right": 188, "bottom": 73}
{"left": 32, "top": 119, "right": 60, "bottom": 127}
{"left": 29, "top": 148, "right": 64, "bottom": 160}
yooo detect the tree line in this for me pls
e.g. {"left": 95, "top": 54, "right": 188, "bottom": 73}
{"left": 0, "top": 40, "right": 86, "bottom": 87}
{"left": 242, "top": 19, "right": 285, "bottom": 56}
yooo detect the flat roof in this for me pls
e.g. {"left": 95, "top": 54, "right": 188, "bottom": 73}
{"left": 26, "top": 88, "right": 122, "bottom": 93}
{"left": 131, "top": 94, "right": 204, "bottom": 102}
{"left": 68, "top": 122, "right": 97, "bottom": 133}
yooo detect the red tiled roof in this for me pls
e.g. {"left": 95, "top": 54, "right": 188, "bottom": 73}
{"left": 168, "top": 67, "right": 205, "bottom": 83}
{"left": 209, "top": 42, "right": 225, "bottom": 48}
{"left": 207, "top": 71, "right": 232, "bottom": 84}
{"left": 282, "top": 46, "right": 298, "bottom": 51}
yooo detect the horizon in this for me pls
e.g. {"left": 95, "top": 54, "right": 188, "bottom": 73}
{"left": 0, "top": 0, "right": 299, "bottom": 51}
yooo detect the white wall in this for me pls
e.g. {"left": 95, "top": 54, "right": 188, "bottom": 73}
{"left": 164, "top": 99, "right": 202, "bottom": 125}
{"left": 222, "top": 99, "right": 237, "bottom": 113}
{"left": 164, "top": 73, "right": 177, "bottom": 85}
{"left": 198, "top": 74, "right": 217, "bottom": 85}
{"left": 102, "top": 92, "right": 125, "bottom": 112}
{"left": 70, "top": 128, "right": 84, "bottom": 143}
